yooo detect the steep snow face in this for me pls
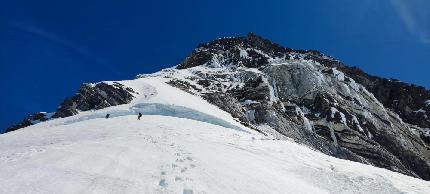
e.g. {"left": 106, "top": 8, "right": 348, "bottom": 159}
{"left": 1, "top": 77, "right": 430, "bottom": 194}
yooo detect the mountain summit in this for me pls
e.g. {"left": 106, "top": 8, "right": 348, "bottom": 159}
{"left": 166, "top": 33, "right": 430, "bottom": 180}
{"left": 1, "top": 34, "right": 430, "bottom": 193}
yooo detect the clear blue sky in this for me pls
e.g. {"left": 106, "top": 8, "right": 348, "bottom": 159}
{"left": 1, "top": 0, "right": 429, "bottom": 132}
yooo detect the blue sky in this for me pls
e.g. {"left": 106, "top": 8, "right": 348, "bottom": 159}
{"left": 0, "top": 0, "right": 429, "bottom": 132}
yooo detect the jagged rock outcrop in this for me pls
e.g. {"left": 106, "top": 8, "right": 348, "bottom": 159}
{"left": 179, "top": 33, "right": 292, "bottom": 69}
{"left": 5, "top": 112, "right": 51, "bottom": 133}
{"left": 167, "top": 33, "right": 430, "bottom": 180}
{"left": 52, "top": 82, "right": 136, "bottom": 118}
{"left": 5, "top": 82, "right": 136, "bottom": 132}
{"left": 291, "top": 50, "right": 430, "bottom": 131}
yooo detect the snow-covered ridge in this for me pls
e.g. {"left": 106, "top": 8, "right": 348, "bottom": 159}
{"left": 29, "top": 77, "right": 248, "bottom": 133}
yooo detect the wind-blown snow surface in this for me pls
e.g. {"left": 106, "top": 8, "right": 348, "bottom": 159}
{"left": 1, "top": 77, "right": 429, "bottom": 194}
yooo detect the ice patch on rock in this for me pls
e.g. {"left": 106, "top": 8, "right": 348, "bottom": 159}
{"left": 241, "top": 100, "right": 260, "bottom": 106}
{"left": 329, "top": 122, "right": 338, "bottom": 146}
{"left": 332, "top": 68, "right": 345, "bottom": 82}
{"left": 239, "top": 48, "right": 249, "bottom": 59}
{"left": 246, "top": 109, "right": 256, "bottom": 122}
{"left": 423, "top": 128, "right": 430, "bottom": 137}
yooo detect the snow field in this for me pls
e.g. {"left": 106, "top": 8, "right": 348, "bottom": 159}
{"left": 1, "top": 77, "right": 429, "bottom": 194}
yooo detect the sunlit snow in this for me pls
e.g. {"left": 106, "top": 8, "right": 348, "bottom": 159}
{"left": 1, "top": 77, "right": 429, "bottom": 194}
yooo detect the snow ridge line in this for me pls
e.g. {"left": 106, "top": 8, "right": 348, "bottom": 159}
{"left": 51, "top": 103, "right": 247, "bottom": 133}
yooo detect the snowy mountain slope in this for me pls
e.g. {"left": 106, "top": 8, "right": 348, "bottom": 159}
{"left": 142, "top": 34, "right": 430, "bottom": 180}
{"left": 1, "top": 77, "right": 430, "bottom": 194}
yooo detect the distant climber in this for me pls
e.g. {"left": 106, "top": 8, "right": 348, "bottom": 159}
{"left": 138, "top": 112, "right": 143, "bottom": 120}
{"left": 105, "top": 114, "right": 110, "bottom": 119}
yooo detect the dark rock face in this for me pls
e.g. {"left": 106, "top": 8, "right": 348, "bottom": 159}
{"left": 167, "top": 33, "right": 430, "bottom": 180}
{"left": 298, "top": 91, "right": 427, "bottom": 178}
{"left": 178, "top": 33, "right": 291, "bottom": 69}
{"left": 300, "top": 52, "right": 430, "bottom": 130}
{"left": 52, "top": 82, "right": 136, "bottom": 118}
{"left": 4, "top": 82, "right": 136, "bottom": 132}
{"left": 5, "top": 112, "right": 51, "bottom": 133}
{"left": 189, "top": 86, "right": 369, "bottom": 164}
{"left": 299, "top": 51, "right": 430, "bottom": 149}
{"left": 167, "top": 79, "right": 202, "bottom": 94}
{"left": 230, "top": 76, "right": 269, "bottom": 101}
